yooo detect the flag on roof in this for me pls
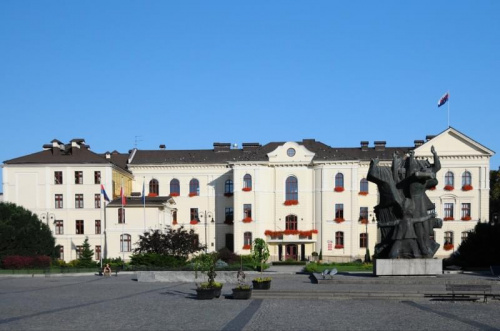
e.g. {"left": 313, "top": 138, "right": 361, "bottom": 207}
{"left": 438, "top": 92, "right": 449, "bottom": 107}
{"left": 100, "top": 185, "right": 110, "bottom": 202}
{"left": 121, "top": 186, "right": 127, "bottom": 206}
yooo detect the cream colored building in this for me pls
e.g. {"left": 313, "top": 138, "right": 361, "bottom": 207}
{"left": 2, "top": 128, "right": 494, "bottom": 262}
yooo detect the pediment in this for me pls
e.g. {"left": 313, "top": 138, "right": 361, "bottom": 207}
{"left": 414, "top": 127, "right": 494, "bottom": 158}
{"left": 267, "top": 142, "right": 315, "bottom": 164}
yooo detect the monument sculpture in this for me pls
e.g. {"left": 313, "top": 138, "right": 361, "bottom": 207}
{"left": 368, "top": 146, "right": 443, "bottom": 259}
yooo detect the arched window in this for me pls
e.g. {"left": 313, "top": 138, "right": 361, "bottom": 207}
{"left": 170, "top": 179, "right": 180, "bottom": 196}
{"left": 335, "top": 231, "right": 344, "bottom": 248}
{"left": 462, "top": 171, "right": 472, "bottom": 186}
{"left": 118, "top": 208, "right": 125, "bottom": 224}
{"left": 225, "top": 179, "right": 233, "bottom": 194}
{"left": 120, "top": 234, "right": 131, "bottom": 252}
{"left": 285, "top": 176, "right": 298, "bottom": 201}
{"left": 285, "top": 215, "right": 298, "bottom": 231}
{"left": 189, "top": 179, "right": 199, "bottom": 196}
{"left": 149, "top": 179, "right": 159, "bottom": 196}
{"left": 243, "top": 174, "right": 252, "bottom": 191}
{"left": 244, "top": 232, "right": 252, "bottom": 246}
{"left": 445, "top": 171, "right": 454, "bottom": 187}
{"left": 335, "top": 173, "right": 344, "bottom": 191}
{"left": 360, "top": 178, "right": 369, "bottom": 193}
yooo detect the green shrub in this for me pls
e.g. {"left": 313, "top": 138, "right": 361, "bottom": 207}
{"left": 129, "top": 253, "right": 186, "bottom": 268}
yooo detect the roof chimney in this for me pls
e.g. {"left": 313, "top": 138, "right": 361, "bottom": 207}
{"left": 242, "top": 143, "right": 261, "bottom": 152}
{"left": 360, "top": 141, "right": 369, "bottom": 151}
{"left": 105, "top": 151, "right": 111, "bottom": 159}
{"left": 213, "top": 142, "right": 231, "bottom": 152}
{"left": 374, "top": 141, "right": 386, "bottom": 151}
{"left": 159, "top": 144, "right": 166, "bottom": 150}
{"left": 414, "top": 140, "right": 424, "bottom": 147}
{"left": 426, "top": 135, "right": 436, "bottom": 141}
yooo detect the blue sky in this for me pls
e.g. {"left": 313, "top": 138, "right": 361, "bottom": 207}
{"left": 1, "top": 1, "right": 499, "bottom": 190}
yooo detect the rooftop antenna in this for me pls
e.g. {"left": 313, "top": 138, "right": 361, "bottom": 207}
{"left": 134, "top": 135, "right": 143, "bottom": 148}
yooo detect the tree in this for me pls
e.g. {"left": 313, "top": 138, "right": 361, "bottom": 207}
{"left": 490, "top": 168, "right": 500, "bottom": 221}
{"left": 251, "top": 238, "right": 270, "bottom": 276}
{"left": 134, "top": 226, "right": 205, "bottom": 258}
{"left": 0, "top": 202, "right": 57, "bottom": 261}
{"left": 78, "top": 237, "right": 96, "bottom": 267}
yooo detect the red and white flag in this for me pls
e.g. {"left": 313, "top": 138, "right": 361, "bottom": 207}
{"left": 120, "top": 187, "right": 127, "bottom": 206}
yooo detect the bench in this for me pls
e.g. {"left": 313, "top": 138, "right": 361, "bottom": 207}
{"left": 425, "top": 284, "right": 492, "bottom": 302}
{"left": 97, "top": 265, "right": 123, "bottom": 277}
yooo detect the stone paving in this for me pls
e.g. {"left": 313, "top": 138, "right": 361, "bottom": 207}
{"left": 1, "top": 270, "right": 500, "bottom": 330}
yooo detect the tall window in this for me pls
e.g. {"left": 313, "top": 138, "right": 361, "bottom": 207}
{"left": 360, "top": 233, "right": 368, "bottom": 248}
{"left": 244, "top": 232, "right": 252, "bottom": 246}
{"left": 118, "top": 208, "right": 125, "bottom": 224}
{"left": 76, "top": 220, "right": 84, "bottom": 235}
{"left": 59, "top": 246, "right": 64, "bottom": 260}
{"left": 75, "top": 194, "right": 84, "bottom": 208}
{"left": 445, "top": 171, "right": 454, "bottom": 187}
{"left": 95, "top": 220, "right": 101, "bottom": 234}
{"left": 461, "top": 231, "right": 470, "bottom": 243}
{"left": 360, "top": 178, "right": 369, "bottom": 193}
{"left": 462, "top": 171, "right": 472, "bottom": 186}
{"left": 444, "top": 203, "right": 454, "bottom": 219}
{"left": 335, "top": 173, "right": 344, "bottom": 189}
{"left": 55, "top": 220, "right": 64, "bottom": 235}
{"left": 360, "top": 207, "right": 368, "bottom": 221}
{"left": 285, "top": 215, "right": 298, "bottom": 230}
{"left": 55, "top": 194, "right": 63, "bottom": 209}
{"left": 285, "top": 176, "right": 298, "bottom": 201}
{"left": 172, "top": 210, "right": 177, "bottom": 224}
{"left": 120, "top": 234, "right": 131, "bottom": 252}
{"left": 444, "top": 231, "right": 454, "bottom": 245}
{"left": 76, "top": 246, "right": 83, "bottom": 259}
{"left": 170, "top": 179, "right": 180, "bottom": 196}
{"left": 244, "top": 204, "right": 252, "bottom": 219}
{"left": 95, "top": 245, "right": 101, "bottom": 261}
{"left": 189, "top": 179, "right": 199, "bottom": 196}
{"left": 335, "top": 204, "right": 344, "bottom": 220}
{"left": 75, "top": 171, "right": 83, "bottom": 184}
{"left": 225, "top": 207, "right": 234, "bottom": 223}
{"left": 94, "top": 194, "right": 101, "bottom": 208}
{"left": 54, "top": 171, "right": 63, "bottom": 184}
{"left": 225, "top": 179, "right": 233, "bottom": 195}
{"left": 243, "top": 174, "right": 252, "bottom": 190}
{"left": 94, "top": 171, "right": 101, "bottom": 184}
{"left": 190, "top": 208, "right": 199, "bottom": 223}
{"left": 461, "top": 203, "right": 471, "bottom": 219}
{"left": 149, "top": 179, "right": 159, "bottom": 196}
{"left": 335, "top": 231, "right": 344, "bottom": 246}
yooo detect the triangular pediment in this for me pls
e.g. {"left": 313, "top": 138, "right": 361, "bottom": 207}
{"left": 267, "top": 142, "right": 315, "bottom": 164}
{"left": 414, "top": 127, "right": 494, "bottom": 158}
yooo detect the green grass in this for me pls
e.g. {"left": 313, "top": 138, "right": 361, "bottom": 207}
{"left": 304, "top": 262, "right": 373, "bottom": 273}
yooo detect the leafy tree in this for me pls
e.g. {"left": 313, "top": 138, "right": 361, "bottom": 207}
{"left": 446, "top": 222, "right": 500, "bottom": 268}
{"left": 78, "top": 237, "right": 96, "bottom": 267}
{"left": 0, "top": 202, "right": 57, "bottom": 261}
{"left": 134, "top": 226, "right": 205, "bottom": 258}
{"left": 490, "top": 168, "right": 500, "bottom": 221}
{"left": 251, "top": 238, "right": 270, "bottom": 277}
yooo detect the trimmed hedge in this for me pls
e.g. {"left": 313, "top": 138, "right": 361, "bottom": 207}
{"left": 2, "top": 255, "right": 51, "bottom": 269}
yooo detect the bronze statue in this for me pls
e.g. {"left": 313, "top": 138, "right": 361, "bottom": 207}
{"left": 368, "top": 146, "right": 442, "bottom": 259}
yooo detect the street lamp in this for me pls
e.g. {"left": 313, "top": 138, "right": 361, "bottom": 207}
{"left": 199, "top": 211, "right": 213, "bottom": 252}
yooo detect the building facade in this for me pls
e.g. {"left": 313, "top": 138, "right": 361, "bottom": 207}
{"left": 2, "top": 128, "right": 494, "bottom": 262}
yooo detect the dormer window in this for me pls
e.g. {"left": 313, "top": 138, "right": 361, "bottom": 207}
{"left": 287, "top": 148, "right": 296, "bottom": 157}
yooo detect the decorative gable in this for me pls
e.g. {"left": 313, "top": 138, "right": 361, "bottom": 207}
{"left": 267, "top": 142, "right": 315, "bottom": 164}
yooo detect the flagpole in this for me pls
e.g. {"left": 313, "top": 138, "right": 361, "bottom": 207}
{"left": 143, "top": 177, "right": 146, "bottom": 232}
{"left": 100, "top": 191, "right": 103, "bottom": 269}
{"left": 121, "top": 179, "right": 124, "bottom": 263}
{"left": 447, "top": 90, "right": 450, "bottom": 128}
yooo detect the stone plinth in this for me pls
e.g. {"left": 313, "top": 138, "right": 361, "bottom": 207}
{"left": 374, "top": 259, "right": 442, "bottom": 276}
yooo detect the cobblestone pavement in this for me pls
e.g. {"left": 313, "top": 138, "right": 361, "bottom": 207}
{"left": 1, "top": 273, "right": 500, "bottom": 330}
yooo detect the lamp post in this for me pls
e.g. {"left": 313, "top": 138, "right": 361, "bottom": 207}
{"left": 199, "top": 211, "right": 213, "bottom": 252}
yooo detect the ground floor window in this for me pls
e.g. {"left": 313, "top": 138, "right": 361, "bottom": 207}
{"left": 120, "top": 234, "right": 131, "bottom": 252}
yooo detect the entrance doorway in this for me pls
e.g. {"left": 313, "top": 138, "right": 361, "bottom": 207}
{"left": 285, "top": 244, "right": 298, "bottom": 261}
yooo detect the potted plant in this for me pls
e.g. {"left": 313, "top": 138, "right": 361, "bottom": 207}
{"left": 251, "top": 238, "right": 271, "bottom": 290}
{"left": 232, "top": 257, "right": 252, "bottom": 299}
{"left": 194, "top": 252, "right": 223, "bottom": 300}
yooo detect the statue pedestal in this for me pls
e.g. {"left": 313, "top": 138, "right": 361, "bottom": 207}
{"left": 374, "top": 259, "right": 442, "bottom": 276}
